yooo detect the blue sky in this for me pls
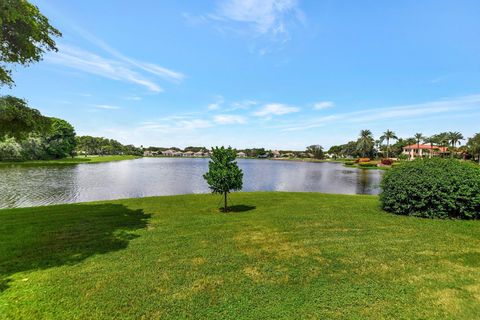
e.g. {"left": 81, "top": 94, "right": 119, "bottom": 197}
{"left": 3, "top": 0, "right": 480, "bottom": 149}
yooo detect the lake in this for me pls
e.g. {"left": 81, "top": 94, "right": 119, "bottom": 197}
{"left": 0, "top": 158, "right": 384, "bottom": 208}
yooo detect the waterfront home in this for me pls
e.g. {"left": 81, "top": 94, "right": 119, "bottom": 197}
{"left": 183, "top": 151, "right": 194, "bottom": 157}
{"left": 402, "top": 144, "right": 448, "bottom": 160}
{"left": 194, "top": 151, "right": 204, "bottom": 157}
{"left": 237, "top": 152, "right": 246, "bottom": 158}
{"left": 143, "top": 150, "right": 159, "bottom": 157}
{"left": 161, "top": 149, "right": 176, "bottom": 156}
{"left": 271, "top": 150, "right": 281, "bottom": 158}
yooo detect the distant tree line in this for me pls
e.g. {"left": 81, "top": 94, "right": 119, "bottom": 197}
{"left": 0, "top": 96, "right": 141, "bottom": 161}
{"left": 76, "top": 136, "right": 142, "bottom": 156}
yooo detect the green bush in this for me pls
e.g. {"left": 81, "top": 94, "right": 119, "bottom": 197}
{"left": 380, "top": 158, "right": 480, "bottom": 219}
{"left": 358, "top": 162, "right": 377, "bottom": 168}
{"left": 344, "top": 161, "right": 355, "bottom": 166}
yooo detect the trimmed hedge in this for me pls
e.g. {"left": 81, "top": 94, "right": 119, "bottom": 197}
{"left": 380, "top": 158, "right": 480, "bottom": 219}
{"left": 358, "top": 162, "right": 377, "bottom": 168}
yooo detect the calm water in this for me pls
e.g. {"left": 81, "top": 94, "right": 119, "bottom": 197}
{"left": 0, "top": 158, "right": 384, "bottom": 208}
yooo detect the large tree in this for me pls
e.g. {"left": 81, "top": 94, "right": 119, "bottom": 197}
{"left": 379, "top": 129, "right": 398, "bottom": 158}
{"left": 0, "top": 95, "right": 50, "bottom": 140}
{"left": 44, "top": 118, "right": 76, "bottom": 158}
{"left": 203, "top": 146, "right": 243, "bottom": 212}
{"left": 1, "top": 0, "right": 61, "bottom": 87}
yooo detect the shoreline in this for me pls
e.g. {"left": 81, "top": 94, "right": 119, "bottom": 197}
{"left": 0, "top": 155, "right": 141, "bottom": 167}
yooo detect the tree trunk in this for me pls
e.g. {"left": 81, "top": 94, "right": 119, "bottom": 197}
{"left": 224, "top": 191, "right": 227, "bottom": 212}
{"left": 386, "top": 140, "right": 389, "bottom": 158}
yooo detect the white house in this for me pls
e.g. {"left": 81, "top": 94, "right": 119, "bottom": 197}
{"left": 271, "top": 150, "right": 281, "bottom": 158}
{"left": 143, "top": 150, "right": 159, "bottom": 157}
{"left": 161, "top": 149, "right": 175, "bottom": 156}
{"left": 402, "top": 144, "right": 448, "bottom": 160}
{"left": 237, "top": 152, "right": 246, "bottom": 158}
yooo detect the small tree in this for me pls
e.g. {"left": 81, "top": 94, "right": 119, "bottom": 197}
{"left": 203, "top": 146, "right": 243, "bottom": 212}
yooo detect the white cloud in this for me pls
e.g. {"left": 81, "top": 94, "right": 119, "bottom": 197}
{"left": 47, "top": 45, "right": 163, "bottom": 92}
{"left": 206, "top": 95, "right": 225, "bottom": 110}
{"left": 207, "top": 103, "right": 221, "bottom": 110}
{"left": 93, "top": 104, "right": 121, "bottom": 110}
{"left": 217, "top": 0, "right": 302, "bottom": 35}
{"left": 72, "top": 26, "right": 185, "bottom": 83}
{"left": 214, "top": 114, "right": 247, "bottom": 124}
{"left": 279, "top": 95, "right": 480, "bottom": 132}
{"left": 253, "top": 103, "right": 300, "bottom": 117}
{"left": 138, "top": 118, "right": 212, "bottom": 132}
{"left": 125, "top": 96, "right": 142, "bottom": 101}
{"left": 313, "top": 101, "right": 334, "bottom": 110}
{"left": 228, "top": 100, "right": 258, "bottom": 110}
{"left": 180, "top": 119, "right": 212, "bottom": 130}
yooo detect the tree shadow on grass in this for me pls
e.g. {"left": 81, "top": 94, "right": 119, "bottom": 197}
{"left": 0, "top": 203, "right": 150, "bottom": 292}
{"left": 226, "top": 205, "right": 256, "bottom": 213}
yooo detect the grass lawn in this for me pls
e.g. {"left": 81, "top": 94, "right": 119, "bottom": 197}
{"left": 0, "top": 155, "right": 141, "bottom": 167}
{"left": 1, "top": 192, "right": 479, "bottom": 319}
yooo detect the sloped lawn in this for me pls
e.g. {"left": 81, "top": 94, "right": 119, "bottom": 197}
{"left": 1, "top": 192, "right": 479, "bottom": 319}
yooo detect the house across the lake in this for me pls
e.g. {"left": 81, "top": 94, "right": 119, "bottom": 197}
{"left": 402, "top": 144, "right": 448, "bottom": 160}
{"left": 237, "top": 152, "right": 246, "bottom": 158}
{"left": 143, "top": 150, "right": 159, "bottom": 157}
{"left": 161, "top": 149, "right": 176, "bottom": 157}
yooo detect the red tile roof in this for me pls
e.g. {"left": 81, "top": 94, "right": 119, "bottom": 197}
{"left": 403, "top": 144, "right": 448, "bottom": 152}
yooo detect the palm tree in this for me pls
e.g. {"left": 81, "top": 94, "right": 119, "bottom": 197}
{"left": 467, "top": 133, "right": 480, "bottom": 164}
{"left": 448, "top": 131, "right": 464, "bottom": 158}
{"left": 414, "top": 133, "right": 425, "bottom": 158}
{"left": 379, "top": 129, "right": 398, "bottom": 158}
{"left": 423, "top": 136, "right": 437, "bottom": 158}
{"left": 356, "top": 129, "right": 375, "bottom": 158}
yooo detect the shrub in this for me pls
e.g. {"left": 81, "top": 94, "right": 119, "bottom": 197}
{"left": 356, "top": 158, "right": 371, "bottom": 163}
{"left": 380, "top": 158, "right": 480, "bottom": 219}
{"left": 381, "top": 158, "right": 394, "bottom": 166}
{"left": 344, "top": 161, "right": 355, "bottom": 166}
{"left": 359, "top": 162, "right": 377, "bottom": 168}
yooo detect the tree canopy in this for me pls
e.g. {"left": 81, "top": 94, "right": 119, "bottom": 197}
{"left": 0, "top": 95, "right": 51, "bottom": 140}
{"left": 76, "top": 136, "right": 142, "bottom": 156}
{"left": 0, "top": 0, "right": 61, "bottom": 87}
{"left": 44, "top": 118, "right": 76, "bottom": 158}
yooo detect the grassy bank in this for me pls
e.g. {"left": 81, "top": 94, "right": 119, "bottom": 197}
{"left": 1, "top": 192, "right": 479, "bottom": 319}
{"left": 0, "top": 155, "right": 141, "bottom": 167}
{"left": 271, "top": 157, "right": 391, "bottom": 170}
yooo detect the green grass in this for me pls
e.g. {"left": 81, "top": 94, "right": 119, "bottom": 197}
{"left": 1, "top": 192, "right": 479, "bottom": 319}
{"left": 0, "top": 155, "right": 141, "bottom": 167}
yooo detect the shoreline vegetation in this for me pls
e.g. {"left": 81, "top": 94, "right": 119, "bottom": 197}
{"left": 0, "top": 155, "right": 141, "bottom": 167}
{"left": 1, "top": 192, "right": 479, "bottom": 319}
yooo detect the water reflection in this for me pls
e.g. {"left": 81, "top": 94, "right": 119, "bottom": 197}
{"left": 0, "top": 158, "right": 383, "bottom": 208}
